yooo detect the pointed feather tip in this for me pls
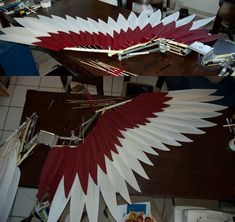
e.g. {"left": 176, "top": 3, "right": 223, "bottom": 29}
{"left": 153, "top": 145, "right": 170, "bottom": 152}
{"left": 190, "top": 16, "right": 216, "bottom": 30}
{"left": 168, "top": 89, "right": 218, "bottom": 95}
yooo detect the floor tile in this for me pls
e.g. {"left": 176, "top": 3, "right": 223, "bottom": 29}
{"left": 153, "top": 197, "right": 174, "bottom": 222}
{"left": 38, "top": 58, "right": 60, "bottom": 76}
{"left": 112, "top": 77, "right": 124, "bottom": 93}
{"left": 174, "top": 198, "right": 219, "bottom": 208}
{"left": 4, "top": 107, "right": 23, "bottom": 131}
{"left": 1, "top": 130, "right": 14, "bottom": 143}
{"left": 0, "top": 130, "right": 2, "bottom": 142}
{"left": 0, "top": 106, "right": 8, "bottom": 130}
{"left": 10, "top": 86, "right": 38, "bottom": 107}
{"left": 16, "top": 76, "right": 40, "bottom": 86}
{"left": 111, "top": 92, "right": 121, "bottom": 97}
{"left": 9, "top": 217, "right": 26, "bottom": 222}
{"left": 103, "top": 77, "right": 113, "bottom": 92}
{"left": 87, "top": 84, "right": 97, "bottom": 92}
{"left": 161, "top": 81, "right": 168, "bottom": 92}
{"left": 136, "top": 76, "right": 158, "bottom": 86}
{"left": 40, "top": 76, "right": 63, "bottom": 88}
{"left": 39, "top": 87, "right": 63, "bottom": 93}
{"left": 0, "top": 85, "right": 15, "bottom": 106}
{"left": 87, "top": 85, "right": 98, "bottom": 95}
{"left": 104, "top": 91, "right": 112, "bottom": 96}
{"left": 31, "top": 49, "right": 51, "bottom": 65}
{"left": 9, "top": 77, "right": 18, "bottom": 85}
{"left": 130, "top": 76, "right": 137, "bottom": 83}
{"left": 12, "top": 187, "right": 38, "bottom": 217}
{"left": 89, "top": 90, "right": 98, "bottom": 95}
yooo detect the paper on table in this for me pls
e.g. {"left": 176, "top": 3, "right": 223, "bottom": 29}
{"left": 116, "top": 201, "right": 151, "bottom": 222}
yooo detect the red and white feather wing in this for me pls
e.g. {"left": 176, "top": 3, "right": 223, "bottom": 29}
{"left": 0, "top": 10, "right": 217, "bottom": 53}
{"left": 37, "top": 89, "right": 225, "bottom": 222}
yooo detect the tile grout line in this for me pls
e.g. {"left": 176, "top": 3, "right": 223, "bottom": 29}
{"left": 0, "top": 81, "right": 17, "bottom": 142}
{"left": 110, "top": 77, "right": 114, "bottom": 96}
{"left": 38, "top": 76, "right": 42, "bottom": 91}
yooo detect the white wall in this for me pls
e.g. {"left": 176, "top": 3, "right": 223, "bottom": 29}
{"left": 186, "top": 0, "right": 220, "bottom": 15}
{"left": 99, "top": 0, "right": 127, "bottom": 6}
{"left": 99, "top": 0, "right": 118, "bottom": 6}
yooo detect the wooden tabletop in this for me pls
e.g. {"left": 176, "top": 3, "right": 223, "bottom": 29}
{"left": 35, "top": 0, "right": 220, "bottom": 76}
{"left": 19, "top": 90, "right": 235, "bottom": 200}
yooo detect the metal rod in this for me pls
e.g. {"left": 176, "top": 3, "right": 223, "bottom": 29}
{"left": 95, "top": 99, "right": 131, "bottom": 113}
{"left": 77, "top": 112, "right": 100, "bottom": 141}
{"left": 119, "top": 47, "right": 160, "bottom": 61}
{"left": 118, "top": 40, "right": 160, "bottom": 56}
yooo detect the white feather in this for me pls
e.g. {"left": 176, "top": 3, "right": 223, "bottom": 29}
{"left": 86, "top": 18, "right": 101, "bottom": 34}
{"left": 76, "top": 17, "right": 90, "bottom": 32}
{"left": 190, "top": 17, "right": 215, "bottom": 30}
{"left": 1, "top": 167, "right": 20, "bottom": 222}
{"left": 65, "top": 15, "right": 83, "bottom": 33}
{"left": 137, "top": 11, "right": 149, "bottom": 29}
{"left": 48, "top": 177, "right": 70, "bottom": 222}
{"left": 126, "top": 128, "right": 181, "bottom": 147}
{"left": 122, "top": 128, "right": 169, "bottom": 151}
{"left": 70, "top": 175, "right": 85, "bottom": 222}
{"left": 153, "top": 114, "right": 216, "bottom": 128}
{"left": 117, "top": 13, "right": 129, "bottom": 32}
{"left": 98, "top": 18, "right": 113, "bottom": 36}
{"left": 147, "top": 118, "right": 205, "bottom": 135}
{"left": 0, "top": 34, "right": 35, "bottom": 45}
{"left": 167, "top": 95, "right": 223, "bottom": 103}
{"left": 168, "top": 89, "right": 216, "bottom": 94}
{"left": 128, "top": 12, "right": 138, "bottom": 30}
{"left": 37, "top": 15, "right": 68, "bottom": 32}
{"left": 105, "top": 157, "right": 131, "bottom": 203}
{"left": 167, "top": 89, "right": 224, "bottom": 102}
{"left": 0, "top": 140, "right": 19, "bottom": 222}
{"left": 0, "top": 27, "right": 39, "bottom": 44}
{"left": 98, "top": 166, "right": 119, "bottom": 221}
{"left": 111, "top": 151, "right": 141, "bottom": 192}
{"left": 15, "top": 17, "right": 58, "bottom": 34}
{"left": 87, "top": 18, "right": 102, "bottom": 33}
{"left": 117, "top": 147, "right": 149, "bottom": 179}
{"left": 176, "top": 14, "right": 196, "bottom": 27}
{"left": 135, "top": 127, "right": 181, "bottom": 146}
{"left": 165, "top": 102, "right": 225, "bottom": 112}
{"left": 149, "top": 9, "right": 162, "bottom": 27}
{"left": 157, "top": 110, "right": 221, "bottom": 118}
{"left": 119, "top": 134, "right": 159, "bottom": 155}
{"left": 161, "top": 11, "right": 179, "bottom": 25}
{"left": 85, "top": 175, "right": 100, "bottom": 222}
{"left": 108, "top": 16, "right": 121, "bottom": 33}
{"left": 51, "top": 15, "right": 72, "bottom": 32}
{"left": 0, "top": 146, "right": 18, "bottom": 204}
{"left": 140, "top": 123, "right": 193, "bottom": 143}
{"left": 119, "top": 132, "right": 154, "bottom": 164}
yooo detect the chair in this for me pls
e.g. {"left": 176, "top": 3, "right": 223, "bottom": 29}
{"left": 125, "top": 0, "right": 164, "bottom": 11}
{"left": 211, "top": 1, "right": 235, "bottom": 41}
